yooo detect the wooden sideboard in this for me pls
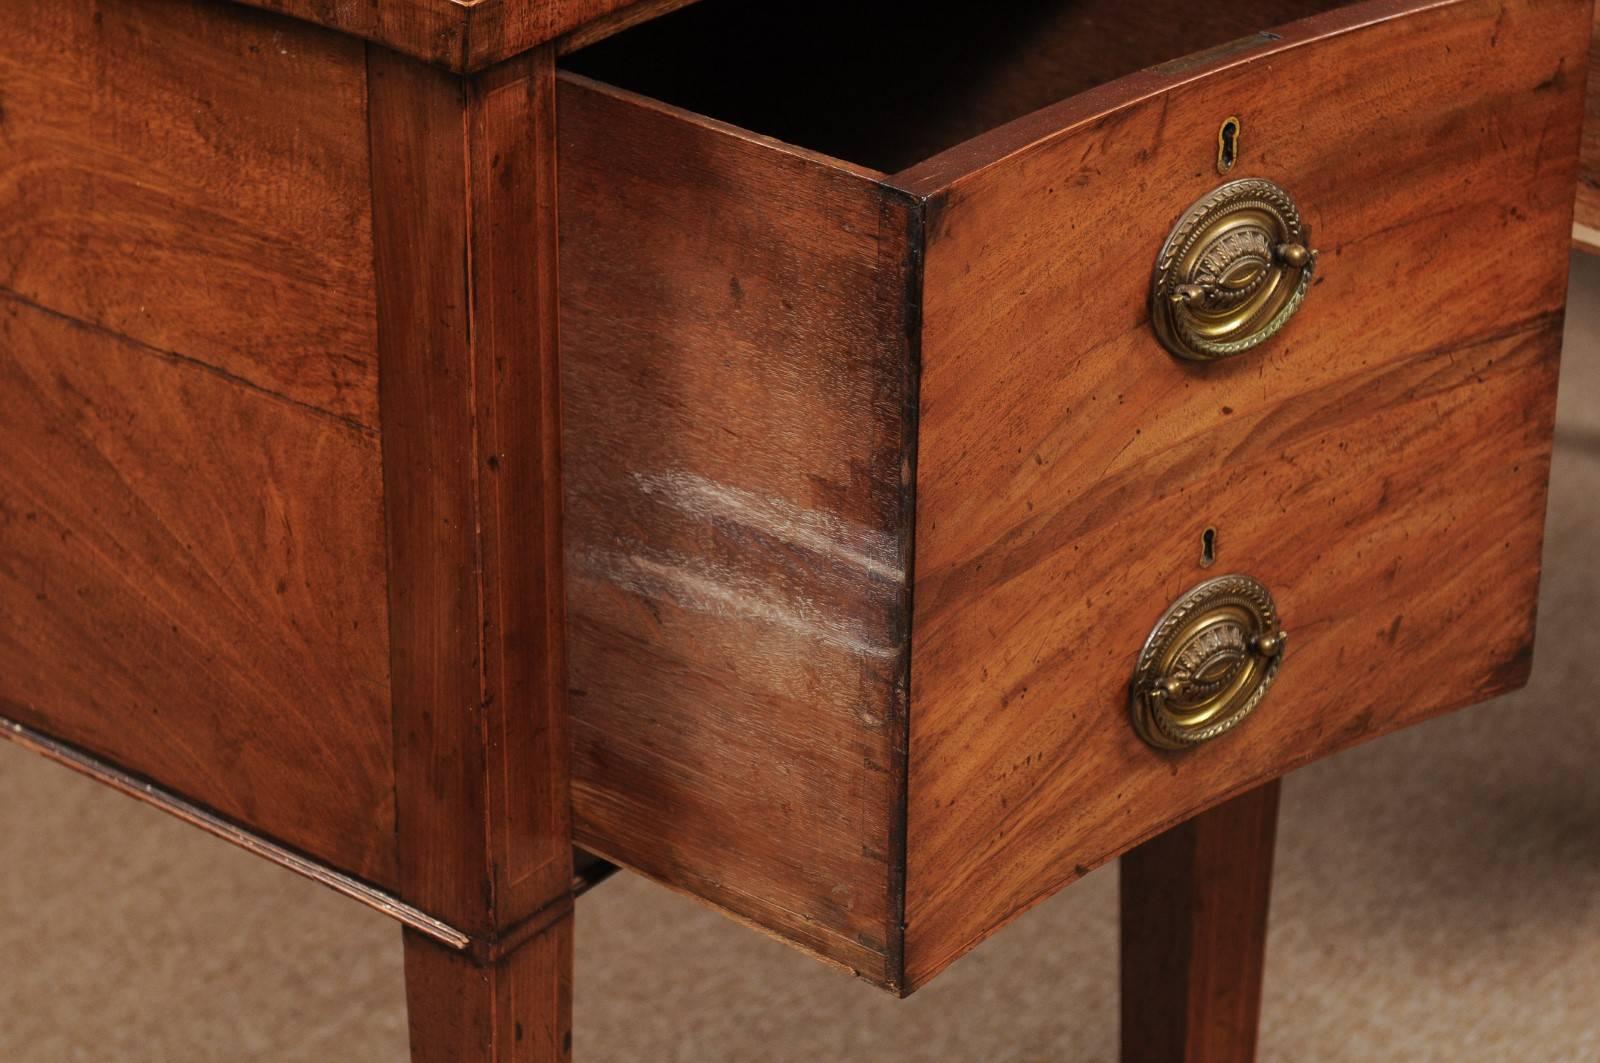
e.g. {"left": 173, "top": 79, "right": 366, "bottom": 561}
{"left": 0, "top": 0, "right": 1590, "bottom": 1058}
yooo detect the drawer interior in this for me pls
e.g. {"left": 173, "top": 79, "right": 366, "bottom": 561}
{"left": 562, "top": 0, "right": 1350, "bottom": 172}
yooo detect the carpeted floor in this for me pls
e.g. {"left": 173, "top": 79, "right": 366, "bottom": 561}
{"left": 2, "top": 254, "right": 1597, "bottom": 1062}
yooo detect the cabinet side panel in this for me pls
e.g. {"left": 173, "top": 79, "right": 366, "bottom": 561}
{"left": 906, "top": 0, "right": 1582, "bottom": 988}
{"left": 557, "top": 76, "right": 910, "bottom": 983}
{"left": 0, "top": 294, "right": 395, "bottom": 882}
{"left": 0, "top": 0, "right": 394, "bottom": 883}
{"left": 0, "top": 0, "right": 378, "bottom": 425}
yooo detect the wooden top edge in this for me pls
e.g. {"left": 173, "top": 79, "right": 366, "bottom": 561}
{"left": 556, "top": 71, "right": 891, "bottom": 182}
{"left": 889, "top": 0, "right": 1461, "bottom": 197}
{"left": 228, "top": 0, "right": 704, "bottom": 74}
{"left": 553, "top": 0, "right": 702, "bottom": 55}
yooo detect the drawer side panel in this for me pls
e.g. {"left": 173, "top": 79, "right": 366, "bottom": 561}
{"left": 557, "top": 76, "right": 913, "bottom": 983}
{"left": 907, "top": 0, "right": 1584, "bottom": 988}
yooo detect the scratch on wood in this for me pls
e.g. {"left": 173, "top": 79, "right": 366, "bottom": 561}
{"left": 635, "top": 469, "right": 904, "bottom": 582}
{"left": 575, "top": 546, "right": 899, "bottom": 660}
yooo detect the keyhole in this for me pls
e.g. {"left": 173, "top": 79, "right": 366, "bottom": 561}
{"left": 1200, "top": 526, "right": 1218, "bottom": 568}
{"left": 1217, "top": 117, "right": 1240, "bottom": 173}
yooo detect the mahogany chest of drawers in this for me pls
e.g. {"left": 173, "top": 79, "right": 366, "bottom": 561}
{"left": 0, "top": 0, "right": 1589, "bottom": 1057}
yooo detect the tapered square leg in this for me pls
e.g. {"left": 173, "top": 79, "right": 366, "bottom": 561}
{"left": 1120, "top": 778, "right": 1281, "bottom": 1063}
{"left": 370, "top": 37, "right": 577, "bottom": 1063}
{"left": 404, "top": 917, "right": 574, "bottom": 1063}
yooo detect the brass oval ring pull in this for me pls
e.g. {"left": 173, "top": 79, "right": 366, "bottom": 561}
{"left": 1129, "top": 574, "right": 1287, "bottom": 750}
{"left": 1151, "top": 178, "right": 1317, "bottom": 362}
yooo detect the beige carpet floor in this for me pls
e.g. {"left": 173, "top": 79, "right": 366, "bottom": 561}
{"left": 3, "top": 254, "right": 1598, "bottom": 1061}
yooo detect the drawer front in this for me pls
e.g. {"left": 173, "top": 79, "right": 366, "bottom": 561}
{"left": 905, "top": 0, "right": 1584, "bottom": 987}
{"left": 558, "top": 0, "right": 1583, "bottom": 991}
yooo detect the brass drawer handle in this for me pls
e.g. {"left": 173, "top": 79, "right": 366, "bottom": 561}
{"left": 1130, "top": 574, "right": 1287, "bottom": 750}
{"left": 1151, "top": 178, "right": 1318, "bottom": 362}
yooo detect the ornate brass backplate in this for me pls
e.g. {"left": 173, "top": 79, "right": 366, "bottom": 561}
{"left": 1151, "top": 178, "right": 1317, "bottom": 361}
{"left": 1129, "top": 574, "right": 1287, "bottom": 750}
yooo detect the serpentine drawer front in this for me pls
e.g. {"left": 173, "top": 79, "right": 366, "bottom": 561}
{"left": 557, "top": 0, "right": 1584, "bottom": 992}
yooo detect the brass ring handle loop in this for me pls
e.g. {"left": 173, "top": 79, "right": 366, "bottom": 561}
{"left": 1129, "top": 574, "right": 1287, "bottom": 750}
{"left": 1151, "top": 178, "right": 1318, "bottom": 362}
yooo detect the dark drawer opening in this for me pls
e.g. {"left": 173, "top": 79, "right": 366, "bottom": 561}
{"left": 561, "top": 0, "right": 1351, "bottom": 173}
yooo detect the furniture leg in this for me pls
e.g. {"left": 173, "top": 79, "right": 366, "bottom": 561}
{"left": 1120, "top": 778, "right": 1281, "bottom": 1063}
{"left": 369, "top": 40, "right": 576, "bottom": 1062}
{"left": 403, "top": 917, "right": 574, "bottom": 1063}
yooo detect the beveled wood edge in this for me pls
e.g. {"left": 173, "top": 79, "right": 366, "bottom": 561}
{"left": 887, "top": 0, "right": 1460, "bottom": 196}
{"left": 230, "top": 0, "right": 473, "bottom": 73}
{"left": 0, "top": 712, "right": 618, "bottom": 955}
{"left": 879, "top": 193, "right": 924, "bottom": 998}
{"left": 0, "top": 712, "right": 470, "bottom": 948}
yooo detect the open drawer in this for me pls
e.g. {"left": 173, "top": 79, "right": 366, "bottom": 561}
{"left": 556, "top": 0, "right": 1584, "bottom": 991}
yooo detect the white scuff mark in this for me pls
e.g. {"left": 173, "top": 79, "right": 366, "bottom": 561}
{"left": 634, "top": 470, "right": 903, "bottom": 583}
{"left": 577, "top": 547, "right": 899, "bottom": 661}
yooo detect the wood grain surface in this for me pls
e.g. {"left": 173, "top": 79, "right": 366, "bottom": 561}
{"left": 0, "top": 291, "right": 395, "bottom": 882}
{"left": 232, "top": 0, "right": 700, "bottom": 73}
{"left": 3, "top": 0, "right": 1569, "bottom": 1015}
{"left": 369, "top": 45, "right": 573, "bottom": 939}
{"left": 370, "top": 38, "right": 573, "bottom": 955}
{"left": 1574, "top": 1, "right": 1600, "bottom": 250}
{"left": 1121, "top": 780, "right": 1281, "bottom": 1063}
{"left": 554, "top": 0, "right": 1584, "bottom": 991}
{"left": 556, "top": 75, "right": 916, "bottom": 983}
{"left": 903, "top": 0, "right": 1584, "bottom": 988}
{"left": 370, "top": 44, "right": 576, "bottom": 1058}
{"left": 1, "top": 0, "right": 583, "bottom": 956}
{"left": 403, "top": 916, "right": 573, "bottom": 1062}
{"left": 0, "top": 0, "right": 378, "bottom": 426}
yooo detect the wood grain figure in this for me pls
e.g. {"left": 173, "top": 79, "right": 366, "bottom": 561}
{"left": 557, "top": 74, "right": 915, "bottom": 983}
{"left": 369, "top": 38, "right": 571, "bottom": 939}
{"left": 369, "top": 38, "right": 576, "bottom": 1059}
{"left": 0, "top": 0, "right": 378, "bottom": 425}
{"left": 555, "top": 0, "right": 1586, "bottom": 990}
{"left": 0, "top": 291, "right": 395, "bottom": 880}
{"left": 0, "top": 0, "right": 1589, "bottom": 1054}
